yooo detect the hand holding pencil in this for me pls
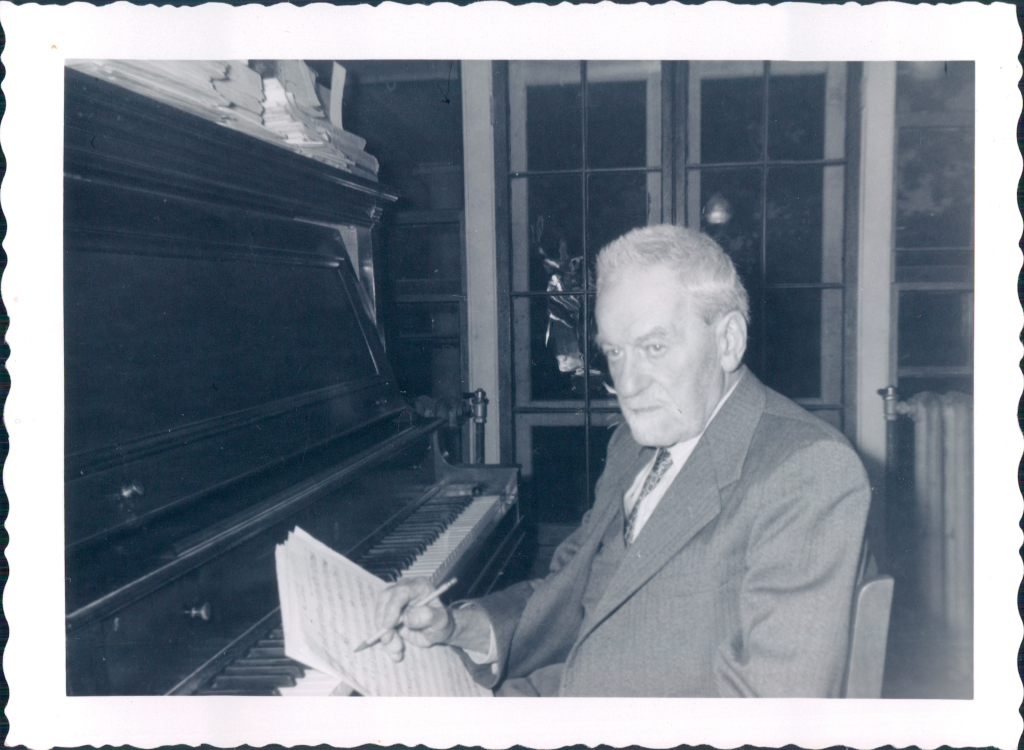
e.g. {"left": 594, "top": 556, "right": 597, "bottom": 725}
{"left": 364, "top": 577, "right": 458, "bottom": 661}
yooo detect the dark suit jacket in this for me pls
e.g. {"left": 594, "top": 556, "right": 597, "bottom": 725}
{"left": 461, "top": 370, "right": 870, "bottom": 696}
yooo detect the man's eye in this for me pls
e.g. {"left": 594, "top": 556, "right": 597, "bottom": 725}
{"left": 604, "top": 348, "right": 622, "bottom": 360}
{"left": 645, "top": 343, "right": 666, "bottom": 355}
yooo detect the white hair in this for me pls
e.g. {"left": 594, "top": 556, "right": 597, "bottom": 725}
{"left": 595, "top": 225, "right": 750, "bottom": 324}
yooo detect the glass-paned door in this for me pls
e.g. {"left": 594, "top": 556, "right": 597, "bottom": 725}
{"left": 684, "top": 61, "right": 848, "bottom": 429}
{"left": 508, "top": 61, "right": 665, "bottom": 522}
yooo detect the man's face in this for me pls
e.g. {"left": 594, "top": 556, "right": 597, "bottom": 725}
{"left": 595, "top": 263, "right": 728, "bottom": 447}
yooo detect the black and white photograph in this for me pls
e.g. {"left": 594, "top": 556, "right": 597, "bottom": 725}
{"left": 2, "top": 2, "right": 1021, "bottom": 748}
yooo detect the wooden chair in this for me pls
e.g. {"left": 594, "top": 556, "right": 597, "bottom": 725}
{"left": 842, "top": 542, "right": 895, "bottom": 698}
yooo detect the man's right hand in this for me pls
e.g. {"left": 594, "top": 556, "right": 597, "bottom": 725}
{"left": 372, "top": 577, "right": 494, "bottom": 662}
{"left": 374, "top": 578, "right": 455, "bottom": 662}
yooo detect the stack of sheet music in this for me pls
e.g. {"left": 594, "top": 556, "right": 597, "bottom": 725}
{"left": 274, "top": 527, "right": 492, "bottom": 697}
{"left": 68, "top": 59, "right": 379, "bottom": 181}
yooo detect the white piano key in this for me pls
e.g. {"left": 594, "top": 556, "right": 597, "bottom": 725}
{"left": 277, "top": 668, "right": 353, "bottom": 696}
{"left": 401, "top": 495, "right": 499, "bottom": 584}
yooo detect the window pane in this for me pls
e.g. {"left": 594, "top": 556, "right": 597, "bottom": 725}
{"left": 898, "top": 290, "right": 973, "bottom": 367}
{"left": 513, "top": 174, "right": 584, "bottom": 293}
{"left": 700, "top": 76, "right": 765, "bottom": 164}
{"left": 586, "top": 80, "right": 648, "bottom": 169}
{"left": 768, "top": 74, "right": 826, "bottom": 161}
{"left": 765, "top": 165, "right": 824, "bottom": 284}
{"left": 525, "top": 68, "right": 583, "bottom": 171}
{"left": 762, "top": 289, "right": 823, "bottom": 399}
{"left": 895, "top": 127, "right": 974, "bottom": 249}
{"left": 896, "top": 61, "right": 975, "bottom": 115}
{"left": 514, "top": 295, "right": 589, "bottom": 402}
{"left": 531, "top": 426, "right": 587, "bottom": 522}
{"left": 587, "top": 171, "right": 649, "bottom": 260}
{"left": 761, "top": 287, "right": 842, "bottom": 403}
{"left": 696, "top": 167, "right": 763, "bottom": 294}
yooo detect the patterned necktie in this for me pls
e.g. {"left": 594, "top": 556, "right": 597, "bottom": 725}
{"left": 624, "top": 448, "right": 673, "bottom": 545}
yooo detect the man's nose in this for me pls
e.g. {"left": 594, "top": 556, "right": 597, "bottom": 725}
{"left": 613, "top": 352, "right": 649, "bottom": 398}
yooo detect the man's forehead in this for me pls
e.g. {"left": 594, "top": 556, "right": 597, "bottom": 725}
{"left": 597, "top": 265, "right": 690, "bottom": 308}
{"left": 596, "top": 279, "right": 695, "bottom": 344}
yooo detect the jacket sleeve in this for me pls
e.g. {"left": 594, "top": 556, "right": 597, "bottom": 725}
{"left": 713, "top": 439, "right": 871, "bottom": 697}
{"left": 451, "top": 506, "right": 598, "bottom": 688}
{"left": 454, "top": 422, "right": 635, "bottom": 689}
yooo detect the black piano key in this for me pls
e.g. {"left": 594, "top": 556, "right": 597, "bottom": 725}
{"left": 361, "top": 550, "right": 418, "bottom": 566}
{"left": 367, "top": 541, "right": 428, "bottom": 556}
{"left": 211, "top": 674, "right": 298, "bottom": 690}
{"left": 363, "top": 564, "right": 401, "bottom": 578}
{"left": 223, "top": 665, "right": 304, "bottom": 679}
{"left": 247, "top": 646, "right": 287, "bottom": 658}
{"left": 361, "top": 565, "right": 401, "bottom": 581}
{"left": 232, "top": 658, "right": 302, "bottom": 669}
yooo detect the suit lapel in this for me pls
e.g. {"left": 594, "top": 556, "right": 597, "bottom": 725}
{"left": 574, "top": 440, "right": 722, "bottom": 644}
{"left": 572, "top": 369, "right": 767, "bottom": 646}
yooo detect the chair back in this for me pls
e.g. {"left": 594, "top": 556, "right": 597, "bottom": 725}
{"left": 842, "top": 574, "right": 895, "bottom": 698}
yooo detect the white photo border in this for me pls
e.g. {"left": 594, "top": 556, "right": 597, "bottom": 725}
{"left": 2, "top": 2, "right": 1021, "bottom": 748}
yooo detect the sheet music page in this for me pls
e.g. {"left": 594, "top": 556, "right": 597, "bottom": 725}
{"left": 276, "top": 527, "right": 492, "bottom": 697}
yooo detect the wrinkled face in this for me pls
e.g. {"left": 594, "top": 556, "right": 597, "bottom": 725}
{"left": 595, "top": 264, "right": 728, "bottom": 447}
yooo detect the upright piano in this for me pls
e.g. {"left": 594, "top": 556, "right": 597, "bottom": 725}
{"left": 63, "top": 66, "right": 527, "bottom": 696}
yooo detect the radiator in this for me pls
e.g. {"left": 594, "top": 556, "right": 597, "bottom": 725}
{"left": 895, "top": 391, "right": 973, "bottom": 637}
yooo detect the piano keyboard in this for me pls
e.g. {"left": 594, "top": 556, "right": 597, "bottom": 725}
{"left": 401, "top": 495, "right": 499, "bottom": 584}
{"left": 194, "top": 488, "right": 506, "bottom": 696}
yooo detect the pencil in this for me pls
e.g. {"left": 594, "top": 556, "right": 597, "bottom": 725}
{"left": 353, "top": 578, "right": 458, "bottom": 653}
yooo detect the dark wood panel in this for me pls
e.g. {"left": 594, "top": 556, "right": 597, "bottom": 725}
{"left": 64, "top": 182, "right": 354, "bottom": 265}
{"left": 67, "top": 378, "right": 385, "bottom": 477}
{"left": 65, "top": 250, "right": 387, "bottom": 449}
{"left": 65, "top": 384, "right": 405, "bottom": 548}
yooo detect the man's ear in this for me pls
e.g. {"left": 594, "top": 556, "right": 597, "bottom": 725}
{"left": 716, "top": 311, "right": 747, "bottom": 373}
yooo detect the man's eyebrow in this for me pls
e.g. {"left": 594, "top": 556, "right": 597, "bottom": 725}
{"left": 595, "top": 327, "right": 670, "bottom": 349}
{"left": 634, "top": 327, "right": 670, "bottom": 344}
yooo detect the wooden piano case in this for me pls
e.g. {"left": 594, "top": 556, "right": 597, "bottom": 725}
{"left": 63, "top": 67, "right": 526, "bottom": 695}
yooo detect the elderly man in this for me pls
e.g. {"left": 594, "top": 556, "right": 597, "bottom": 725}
{"left": 374, "top": 225, "right": 870, "bottom": 697}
